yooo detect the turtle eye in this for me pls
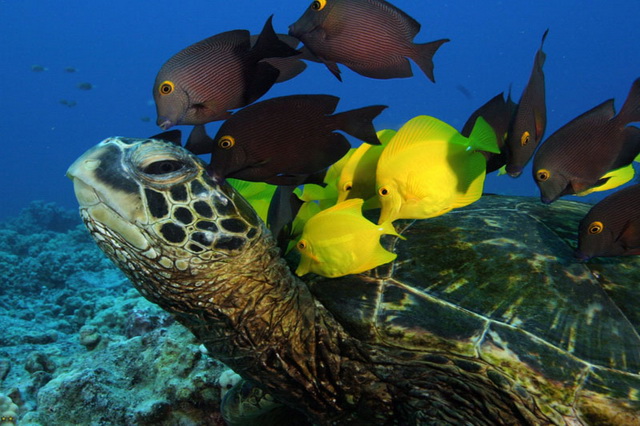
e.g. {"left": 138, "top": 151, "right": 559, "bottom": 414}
{"left": 218, "top": 136, "right": 235, "bottom": 149}
{"left": 588, "top": 221, "right": 604, "bottom": 235}
{"left": 521, "top": 131, "right": 531, "bottom": 146}
{"left": 343, "top": 182, "right": 352, "bottom": 192}
{"left": 158, "top": 81, "right": 174, "bottom": 96}
{"left": 378, "top": 186, "right": 389, "bottom": 196}
{"left": 297, "top": 240, "right": 308, "bottom": 251}
{"left": 311, "top": 0, "right": 326, "bottom": 10}
{"left": 536, "top": 169, "right": 550, "bottom": 182}
{"left": 143, "top": 160, "right": 184, "bottom": 175}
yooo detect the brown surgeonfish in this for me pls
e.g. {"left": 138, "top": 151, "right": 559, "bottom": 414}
{"left": 205, "top": 94, "right": 386, "bottom": 185}
{"left": 249, "top": 33, "right": 308, "bottom": 83}
{"left": 461, "top": 92, "right": 517, "bottom": 173}
{"left": 153, "top": 16, "right": 300, "bottom": 130}
{"left": 533, "top": 78, "right": 640, "bottom": 204}
{"left": 288, "top": 0, "right": 449, "bottom": 82}
{"left": 505, "top": 29, "right": 549, "bottom": 177}
{"left": 576, "top": 184, "right": 640, "bottom": 260}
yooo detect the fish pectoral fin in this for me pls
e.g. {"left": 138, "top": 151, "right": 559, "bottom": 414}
{"left": 324, "top": 60, "right": 343, "bottom": 81}
{"left": 534, "top": 111, "right": 546, "bottom": 141}
{"left": 615, "top": 220, "right": 640, "bottom": 251}
{"left": 199, "top": 100, "right": 233, "bottom": 121}
{"left": 570, "top": 178, "right": 599, "bottom": 195}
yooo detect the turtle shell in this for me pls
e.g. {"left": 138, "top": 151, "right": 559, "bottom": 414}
{"left": 307, "top": 195, "right": 640, "bottom": 423}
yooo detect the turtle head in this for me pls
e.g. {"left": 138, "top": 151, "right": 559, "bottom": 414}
{"left": 66, "top": 136, "right": 264, "bottom": 307}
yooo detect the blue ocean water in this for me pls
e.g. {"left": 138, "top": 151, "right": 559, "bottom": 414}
{"left": 1, "top": 0, "right": 639, "bottom": 220}
{"left": 1, "top": 2, "right": 640, "bottom": 423}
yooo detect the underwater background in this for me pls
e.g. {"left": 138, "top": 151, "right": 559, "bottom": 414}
{"left": 1, "top": 0, "right": 639, "bottom": 423}
{"left": 2, "top": 0, "right": 640, "bottom": 219}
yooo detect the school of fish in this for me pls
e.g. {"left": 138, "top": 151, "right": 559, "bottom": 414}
{"left": 149, "top": 0, "right": 640, "bottom": 277}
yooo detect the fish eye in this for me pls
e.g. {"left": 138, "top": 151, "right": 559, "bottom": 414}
{"left": 521, "top": 131, "right": 531, "bottom": 146}
{"left": 311, "top": 0, "right": 326, "bottom": 11}
{"left": 297, "top": 240, "right": 308, "bottom": 250}
{"left": 343, "top": 182, "right": 352, "bottom": 192}
{"left": 142, "top": 160, "right": 184, "bottom": 175}
{"left": 158, "top": 81, "right": 174, "bottom": 96}
{"left": 588, "top": 221, "right": 604, "bottom": 235}
{"left": 218, "top": 136, "right": 235, "bottom": 149}
{"left": 378, "top": 187, "right": 389, "bottom": 196}
{"left": 536, "top": 169, "right": 550, "bottom": 182}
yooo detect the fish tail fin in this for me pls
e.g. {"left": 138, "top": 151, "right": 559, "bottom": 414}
{"left": 617, "top": 78, "right": 640, "bottom": 124}
{"left": 334, "top": 105, "right": 388, "bottom": 145}
{"left": 411, "top": 39, "right": 450, "bottom": 83}
{"left": 535, "top": 29, "right": 549, "bottom": 69}
{"left": 253, "top": 16, "right": 301, "bottom": 60}
{"left": 468, "top": 117, "right": 500, "bottom": 154}
{"left": 609, "top": 125, "right": 640, "bottom": 171}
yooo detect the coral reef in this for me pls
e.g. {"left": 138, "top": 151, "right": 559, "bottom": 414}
{"left": 0, "top": 394, "right": 18, "bottom": 426}
{"left": 0, "top": 201, "right": 229, "bottom": 424}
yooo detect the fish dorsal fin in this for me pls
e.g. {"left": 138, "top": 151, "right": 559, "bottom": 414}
{"left": 578, "top": 99, "right": 617, "bottom": 124}
{"left": 381, "top": 115, "right": 458, "bottom": 160}
{"left": 616, "top": 78, "right": 640, "bottom": 124}
{"left": 319, "top": 198, "right": 364, "bottom": 217}
{"left": 377, "top": 129, "right": 397, "bottom": 145}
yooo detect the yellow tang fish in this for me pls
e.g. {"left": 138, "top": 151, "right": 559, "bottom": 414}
{"left": 336, "top": 129, "right": 396, "bottom": 209}
{"left": 376, "top": 115, "right": 499, "bottom": 224}
{"left": 227, "top": 178, "right": 277, "bottom": 222}
{"left": 575, "top": 162, "right": 636, "bottom": 196}
{"left": 295, "top": 199, "right": 403, "bottom": 278}
{"left": 297, "top": 148, "right": 356, "bottom": 210}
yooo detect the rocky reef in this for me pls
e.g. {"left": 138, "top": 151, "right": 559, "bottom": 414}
{"left": 0, "top": 201, "right": 228, "bottom": 425}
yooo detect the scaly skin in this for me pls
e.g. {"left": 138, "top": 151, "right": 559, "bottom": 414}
{"left": 68, "top": 137, "right": 563, "bottom": 425}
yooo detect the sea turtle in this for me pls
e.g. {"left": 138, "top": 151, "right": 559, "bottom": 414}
{"left": 67, "top": 136, "right": 640, "bottom": 425}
